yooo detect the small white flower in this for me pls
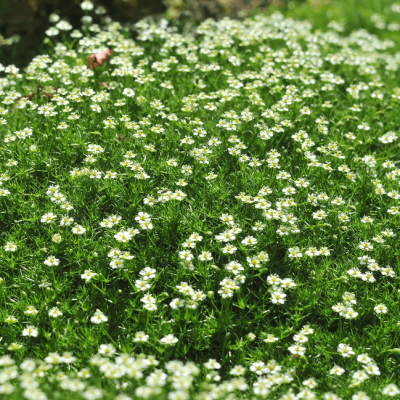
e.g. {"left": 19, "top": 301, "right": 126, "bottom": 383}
{"left": 199, "top": 251, "right": 212, "bottom": 261}
{"left": 288, "top": 345, "right": 306, "bottom": 356}
{"left": 22, "top": 326, "right": 38, "bottom": 337}
{"left": 178, "top": 250, "right": 193, "bottom": 260}
{"left": 160, "top": 334, "right": 178, "bottom": 345}
{"left": 72, "top": 225, "right": 86, "bottom": 235}
{"left": 330, "top": 365, "right": 345, "bottom": 376}
{"left": 44, "top": 256, "right": 60, "bottom": 267}
{"left": 204, "top": 359, "right": 221, "bottom": 369}
{"left": 49, "top": 307, "right": 63, "bottom": 318}
{"left": 90, "top": 309, "right": 107, "bottom": 324}
{"left": 81, "top": 270, "right": 98, "bottom": 281}
{"left": 170, "top": 298, "right": 185, "bottom": 309}
{"left": 337, "top": 343, "right": 354, "bottom": 357}
{"left": 4, "top": 242, "right": 17, "bottom": 252}
{"left": 133, "top": 331, "right": 149, "bottom": 342}
{"left": 41, "top": 212, "right": 57, "bottom": 223}
{"left": 382, "top": 384, "right": 400, "bottom": 396}
{"left": 374, "top": 304, "right": 387, "bottom": 314}
{"left": 98, "top": 343, "right": 116, "bottom": 357}
{"left": 81, "top": 1, "right": 94, "bottom": 10}
{"left": 263, "top": 334, "right": 279, "bottom": 343}
{"left": 241, "top": 236, "right": 257, "bottom": 246}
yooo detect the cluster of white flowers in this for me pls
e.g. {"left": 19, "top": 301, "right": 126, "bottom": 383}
{"left": 218, "top": 276, "right": 244, "bottom": 299}
{"left": 332, "top": 292, "right": 359, "bottom": 319}
{"left": 107, "top": 248, "right": 135, "bottom": 270}
{"left": 347, "top": 255, "right": 396, "bottom": 283}
{"left": 172, "top": 281, "right": 206, "bottom": 309}
{"left": 1, "top": 3, "right": 400, "bottom": 398}
{"left": 135, "top": 267, "right": 156, "bottom": 291}
{"left": 0, "top": 171, "right": 11, "bottom": 197}
{"left": 140, "top": 293, "right": 157, "bottom": 312}
{"left": 157, "top": 188, "right": 187, "bottom": 202}
{"left": 287, "top": 325, "right": 314, "bottom": 357}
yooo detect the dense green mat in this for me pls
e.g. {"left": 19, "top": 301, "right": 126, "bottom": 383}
{"left": 1, "top": 1, "right": 400, "bottom": 399}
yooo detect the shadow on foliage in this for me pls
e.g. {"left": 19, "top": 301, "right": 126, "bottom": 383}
{"left": 0, "top": 0, "right": 289, "bottom": 68}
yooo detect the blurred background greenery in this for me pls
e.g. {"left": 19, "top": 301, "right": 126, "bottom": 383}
{"left": 0, "top": 0, "right": 399, "bottom": 68}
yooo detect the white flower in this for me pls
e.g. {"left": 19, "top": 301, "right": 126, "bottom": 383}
{"left": 313, "top": 210, "right": 327, "bottom": 220}
{"left": 170, "top": 298, "right": 185, "bottom": 309}
{"left": 363, "top": 363, "right": 380, "bottom": 375}
{"left": 104, "top": 171, "right": 117, "bottom": 179}
{"left": 46, "top": 27, "right": 60, "bottom": 36}
{"left": 140, "top": 293, "right": 156, "bottom": 304}
{"left": 110, "top": 258, "right": 124, "bottom": 269}
{"left": 25, "top": 306, "right": 38, "bottom": 315}
{"left": 357, "top": 353, "right": 372, "bottom": 364}
{"left": 305, "top": 247, "right": 320, "bottom": 257}
{"left": 271, "top": 291, "right": 286, "bottom": 304}
{"left": 139, "top": 267, "right": 156, "bottom": 280}
{"left": 229, "top": 365, "right": 246, "bottom": 376}
{"left": 44, "top": 256, "right": 59, "bottom": 266}
{"left": 22, "top": 326, "right": 38, "bottom": 337}
{"left": 179, "top": 250, "right": 194, "bottom": 260}
{"left": 300, "top": 326, "right": 314, "bottom": 335}
{"left": 0, "top": 188, "right": 10, "bottom": 196}
{"left": 49, "top": 307, "right": 63, "bottom": 318}
{"left": 83, "top": 387, "right": 103, "bottom": 400}
{"left": 330, "top": 365, "right": 345, "bottom": 376}
{"left": 81, "top": 1, "right": 94, "bottom": 10}
{"left": 374, "top": 304, "right": 387, "bottom": 314}
{"left": 72, "top": 225, "right": 86, "bottom": 235}
{"left": 56, "top": 20, "right": 73, "bottom": 31}
{"left": 337, "top": 343, "right": 354, "bottom": 357}
{"left": 52, "top": 233, "right": 62, "bottom": 243}
{"left": 303, "top": 378, "right": 318, "bottom": 389}
{"left": 90, "top": 309, "right": 107, "bottom": 324}
{"left": 241, "top": 236, "right": 257, "bottom": 246}
{"left": 41, "top": 212, "right": 57, "bottom": 223}
{"left": 143, "top": 302, "right": 157, "bottom": 311}
{"left": 358, "top": 241, "right": 373, "bottom": 251}
{"left": 361, "top": 216, "right": 373, "bottom": 224}
{"left": 98, "top": 344, "right": 116, "bottom": 357}
{"left": 160, "top": 334, "right": 178, "bottom": 345}
{"left": 123, "top": 88, "right": 135, "bottom": 97}
{"left": 114, "top": 231, "right": 133, "bottom": 243}
{"left": 139, "top": 220, "right": 153, "bottom": 230}
{"left": 4, "top": 242, "right": 17, "bottom": 252}
{"left": 288, "top": 247, "right": 303, "bottom": 258}
{"left": 263, "top": 334, "right": 278, "bottom": 343}
{"left": 288, "top": 345, "right": 306, "bottom": 356}
{"left": 352, "top": 391, "right": 369, "bottom": 400}
{"left": 293, "top": 333, "right": 308, "bottom": 343}
{"left": 49, "top": 13, "right": 60, "bottom": 22}
{"left": 81, "top": 270, "right": 98, "bottom": 281}
{"left": 199, "top": 251, "right": 212, "bottom": 261}
{"left": 135, "top": 279, "right": 151, "bottom": 291}
{"left": 133, "top": 332, "right": 149, "bottom": 342}
{"left": 253, "top": 377, "right": 270, "bottom": 396}
{"left": 382, "top": 384, "right": 400, "bottom": 396}
{"left": 5, "top": 316, "right": 18, "bottom": 324}
{"left": 62, "top": 352, "right": 77, "bottom": 364}
{"left": 204, "top": 359, "right": 221, "bottom": 369}
{"left": 228, "top": 55, "right": 241, "bottom": 66}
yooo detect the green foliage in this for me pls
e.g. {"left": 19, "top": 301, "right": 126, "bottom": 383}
{"left": 0, "top": 0, "right": 400, "bottom": 399}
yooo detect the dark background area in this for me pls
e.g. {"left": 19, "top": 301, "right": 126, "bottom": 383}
{"left": 0, "top": 0, "right": 165, "bottom": 68}
{"left": 0, "top": 0, "right": 282, "bottom": 69}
